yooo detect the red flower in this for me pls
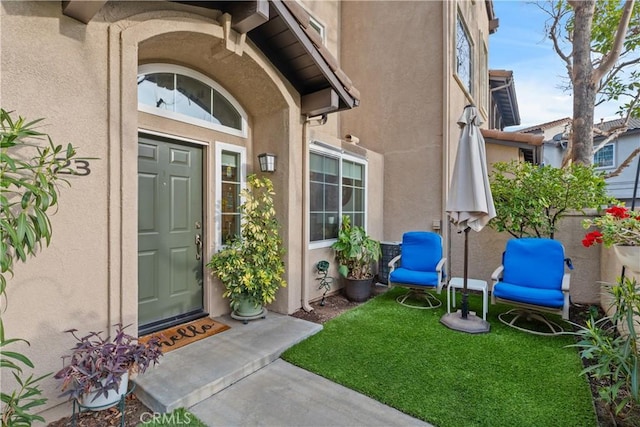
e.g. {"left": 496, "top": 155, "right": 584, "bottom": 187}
{"left": 605, "top": 205, "right": 630, "bottom": 219}
{"left": 582, "top": 231, "right": 603, "bottom": 247}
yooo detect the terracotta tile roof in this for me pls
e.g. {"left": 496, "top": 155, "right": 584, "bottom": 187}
{"left": 596, "top": 117, "right": 640, "bottom": 132}
{"left": 518, "top": 117, "right": 572, "bottom": 134}
{"left": 281, "top": 0, "right": 360, "bottom": 106}
{"left": 481, "top": 128, "right": 544, "bottom": 146}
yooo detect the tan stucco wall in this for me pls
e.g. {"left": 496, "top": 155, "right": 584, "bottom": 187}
{"left": 2, "top": 1, "right": 383, "bottom": 419}
{"left": 340, "top": 0, "right": 491, "bottom": 251}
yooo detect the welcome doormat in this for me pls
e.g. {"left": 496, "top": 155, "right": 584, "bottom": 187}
{"left": 139, "top": 317, "right": 230, "bottom": 353}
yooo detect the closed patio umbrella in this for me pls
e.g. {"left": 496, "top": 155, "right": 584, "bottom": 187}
{"left": 441, "top": 105, "right": 495, "bottom": 334}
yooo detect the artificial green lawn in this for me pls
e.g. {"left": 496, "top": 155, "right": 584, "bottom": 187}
{"left": 282, "top": 287, "right": 597, "bottom": 427}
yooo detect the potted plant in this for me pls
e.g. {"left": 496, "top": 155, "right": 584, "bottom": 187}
{"left": 331, "top": 215, "right": 381, "bottom": 302}
{"left": 582, "top": 204, "right": 640, "bottom": 272}
{"left": 207, "top": 174, "right": 287, "bottom": 319}
{"left": 54, "top": 323, "right": 162, "bottom": 410}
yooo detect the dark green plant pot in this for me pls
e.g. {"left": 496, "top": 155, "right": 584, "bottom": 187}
{"left": 343, "top": 277, "right": 373, "bottom": 302}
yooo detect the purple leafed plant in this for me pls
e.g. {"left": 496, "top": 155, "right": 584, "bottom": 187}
{"left": 54, "top": 323, "right": 162, "bottom": 402}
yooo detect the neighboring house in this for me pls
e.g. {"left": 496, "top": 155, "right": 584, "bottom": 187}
{"left": 2, "top": 0, "right": 505, "bottom": 418}
{"left": 519, "top": 117, "right": 572, "bottom": 166}
{"left": 593, "top": 118, "right": 640, "bottom": 205}
{"left": 521, "top": 117, "right": 640, "bottom": 205}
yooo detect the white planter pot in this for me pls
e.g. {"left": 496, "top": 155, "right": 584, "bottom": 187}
{"left": 80, "top": 371, "right": 129, "bottom": 411}
{"left": 613, "top": 245, "right": 640, "bottom": 274}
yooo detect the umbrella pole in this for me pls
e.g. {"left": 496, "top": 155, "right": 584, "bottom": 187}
{"left": 462, "top": 227, "right": 470, "bottom": 319}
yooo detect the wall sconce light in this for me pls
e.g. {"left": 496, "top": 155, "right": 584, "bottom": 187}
{"left": 258, "top": 152, "right": 277, "bottom": 173}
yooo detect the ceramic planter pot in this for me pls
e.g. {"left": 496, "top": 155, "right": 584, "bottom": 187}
{"left": 343, "top": 277, "right": 373, "bottom": 302}
{"left": 613, "top": 245, "right": 640, "bottom": 274}
{"left": 235, "top": 295, "right": 263, "bottom": 317}
{"left": 80, "top": 371, "right": 129, "bottom": 411}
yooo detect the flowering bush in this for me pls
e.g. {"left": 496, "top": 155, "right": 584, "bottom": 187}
{"left": 582, "top": 205, "right": 640, "bottom": 247}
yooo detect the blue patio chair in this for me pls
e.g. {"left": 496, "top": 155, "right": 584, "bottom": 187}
{"left": 388, "top": 231, "right": 446, "bottom": 309}
{"left": 491, "top": 238, "right": 572, "bottom": 335}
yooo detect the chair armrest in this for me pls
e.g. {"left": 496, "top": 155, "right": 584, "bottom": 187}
{"left": 388, "top": 254, "right": 402, "bottom": 270}
{"left": 491, "top": 265, "right": 504, "bottom": 284}
{"left": 562, "top": 273, "right": 571, "bottom": 292}
{"left": 435, "top": 257, "right": 447, "bottom": 293}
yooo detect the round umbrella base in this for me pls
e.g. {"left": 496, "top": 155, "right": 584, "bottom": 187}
{"left": 440, "top": 310, "right": 490, "bottom": 334}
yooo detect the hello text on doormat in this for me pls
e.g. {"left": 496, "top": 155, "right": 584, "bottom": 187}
{"left": 139, "top": 317, "right": 230, "bottom": 353}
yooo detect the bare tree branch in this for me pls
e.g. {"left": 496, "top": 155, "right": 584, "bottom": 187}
{"left": 604, "top": 148, "right": 640, "bottom": 179}
{"left": 598, "top": 56, "right": 640, "bottom": 91}
{"left": 548, "top": 2, "right": 574, "bottom": 75}
{"left": 592, "top": 0, "right": 636, "bottom": 83}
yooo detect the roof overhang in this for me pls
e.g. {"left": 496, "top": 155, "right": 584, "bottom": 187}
{"left": 485, "top": 1, "right": 499, "bottom": 34}
{"left": 482, "top": 128, "right": 544, "bottom": 164}
{"left": 62, "top": 0, "right": 359, "bottom": 117}
{"left": 489, "top": 70, "right": 520, "bottom": 128}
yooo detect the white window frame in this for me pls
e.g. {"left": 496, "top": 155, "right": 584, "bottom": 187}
{"left": 309, "top": 16, "right": 326, "bottom": 45}
{"left": 215, "top": 142, "right": 247, "bottom": 250}
{"left": 138, "top": 63, "right": 248, "bottom": 138}
{"left": 594, "top": 143, "right": 615, "bottom": 169}
{"left": 479, "top": 37, "right": 488, "bottom": 115}
{"left": 309, "top": 142, "right": 368, "bottom": 250}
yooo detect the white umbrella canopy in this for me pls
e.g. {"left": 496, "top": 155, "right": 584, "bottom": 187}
{"left": 441, "top": 105, "right": 495, "bottom": 333}
{"left": 446, "top": 105, "right": 496, "bottom": 231}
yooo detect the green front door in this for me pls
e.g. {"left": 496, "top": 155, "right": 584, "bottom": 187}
{"left": 138, "top": 137, "right": 204, "bottom": 334}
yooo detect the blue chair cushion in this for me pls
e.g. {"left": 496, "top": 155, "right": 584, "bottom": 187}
{"left": 389, "top": 268, "right": 438, "bottom": 288}
{"left": 502, "top": 238, "right": 565, "bottom": 291}
{"left": 493, "top": 282, "right": 565, "bottom": 308}
{"left": 400, "top": 231, "right": 443, "bottom": 272}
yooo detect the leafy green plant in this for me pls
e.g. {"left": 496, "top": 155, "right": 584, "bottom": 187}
{"left": 489, "top": 161, "right": 613, "bottom": 238}
{"left": 1, "top": 324, "right": 49, "bottom": 426}
{"left": 569, "top": 276, "right": 640, "bottom": 416}
{"left": 1, "top": 109, "right": 79, "bottom": 424}
{"left": 207, "top": 174, "right": 286, "bottom": 311}
{"left": 331, "top": 215, "right": 381, "bottom": 279}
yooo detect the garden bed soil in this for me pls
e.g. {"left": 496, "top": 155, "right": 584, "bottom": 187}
{"left": 49, "top": 285, "right": 639, "bottom": 426}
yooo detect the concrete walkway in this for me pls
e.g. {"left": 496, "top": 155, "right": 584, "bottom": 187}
{"left": 190, "top": 359, "right": 430, "bottom": 427}
{"left": 134, "top": 312, "right": 431, "bottom": 427}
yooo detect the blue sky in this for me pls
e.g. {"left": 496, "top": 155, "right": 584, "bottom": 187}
{"left": 489, "top": 0, "right": 622, "bottom": 130}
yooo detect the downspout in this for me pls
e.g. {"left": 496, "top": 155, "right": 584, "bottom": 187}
{"left": 300, "top": 114, "right": 328, "bottom": 312}
{"left": 442, "top": 0, "right": 452, "bottom": 280}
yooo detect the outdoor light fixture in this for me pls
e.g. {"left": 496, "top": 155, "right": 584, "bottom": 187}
{"left": 258, "top": 153, "right": 277, "bottom": 173}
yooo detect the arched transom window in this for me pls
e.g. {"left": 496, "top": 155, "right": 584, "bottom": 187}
{"left": 138, "top": 64, "right": 247, "bottom": 137}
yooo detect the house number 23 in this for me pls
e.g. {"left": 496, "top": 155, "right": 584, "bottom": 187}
{"left": 55, "top": 159, "right": 91, "bottom": 176}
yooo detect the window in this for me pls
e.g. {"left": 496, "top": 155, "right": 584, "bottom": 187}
{"left": 456, "top": 12, "right": 473, "bottom": 96}
{"left": 138, "top": 64, "right": 247, "bottom": 137}
{"left": 309, "top": 146, "right": 367, "bottom": 245}
{"left": 216, "top": 143, "right": 246, "bottom": 249}
{"left": 309, "top": 16, "right": 326, "bottom": 45}
{"left": 594, "top": 144, "right": 615, "bottom": 169}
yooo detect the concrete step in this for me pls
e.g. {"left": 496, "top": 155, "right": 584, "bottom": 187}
{"left": 133, "top": 312, "right": 322, "bottom": 413}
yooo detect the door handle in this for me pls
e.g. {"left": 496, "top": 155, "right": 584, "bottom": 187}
{"left": 195, "top": 234, "right": 202, "bottom": 260}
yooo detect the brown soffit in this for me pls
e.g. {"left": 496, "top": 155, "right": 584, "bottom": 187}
{"left": 489, "top": 69, "right": 520, "bottom": 128}
{"left": 481, "top": 128, "right": 544, "bottom": 146}
{"left": 62, "top": 0, "right": 360, "bottom": 117}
